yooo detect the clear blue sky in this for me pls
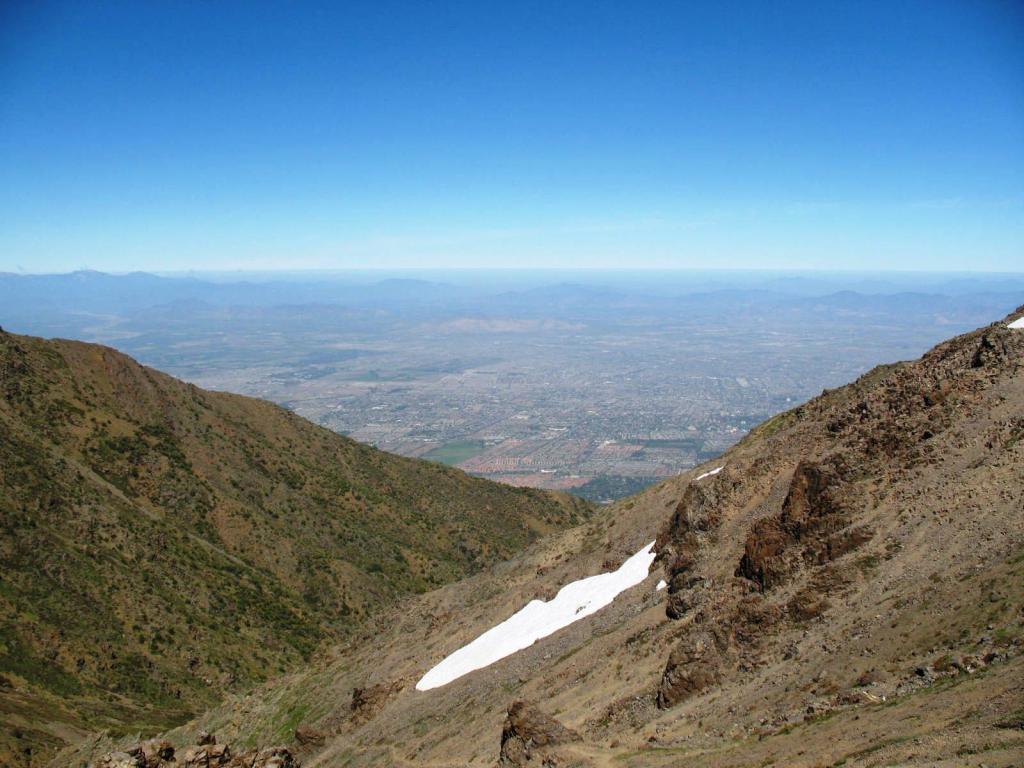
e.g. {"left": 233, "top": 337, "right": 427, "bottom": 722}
{"left": 1, "top": 0, "right": 1022, "bottom": 273}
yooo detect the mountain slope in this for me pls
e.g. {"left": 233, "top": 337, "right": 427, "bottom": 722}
{"left": 0, "top": 328, "right": 590, "bottom": 765}
{"left": 69, "top": 307, "right": 1024, "bottom": 767}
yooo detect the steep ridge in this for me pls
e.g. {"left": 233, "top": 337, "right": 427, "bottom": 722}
{"left": 64, "top": 307, "right": 1024, "bottom": 768}
{"left": 0, "top": 329, "right": 590, "bottom": 766}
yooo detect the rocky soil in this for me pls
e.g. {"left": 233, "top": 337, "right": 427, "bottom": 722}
{"left": 91, "top": 734, "right": 296, "bottom": 768}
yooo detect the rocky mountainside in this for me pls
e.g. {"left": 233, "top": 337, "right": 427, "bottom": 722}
{"left": 0, "top": 329, "right": 590, "bottom": 766}
{"left": 66, "top": 307, "right": 1024, "bottom": 768}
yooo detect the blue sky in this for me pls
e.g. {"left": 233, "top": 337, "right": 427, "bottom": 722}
{"left": 1, "top": 0, "right": 1022, "bottom": 273}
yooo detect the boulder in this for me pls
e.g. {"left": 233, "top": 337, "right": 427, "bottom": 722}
{"left": 350, "top": 680, "right": 402, "bottom": 723}
{"left": 180, "top": 743, "right": 230, "bottom": 767}
{"left": 93, "top": 740, "right": 175, "bottom": 768}
{"left": 293, "top": 725, "right": 325, "bottom": 747}
{"left": 92, "top": 753, "right": 144, "bottom": 768}
{"left": 130, "top": 740, "right": 175, "bottom": 767}
{"left": 499, "top": 701, "right": 580, "bottom": 766}
{"left": 244, "top": 747, "right": 297, "bottom": 768}
{"left": 657, "top": 630, "right": 724, "bottom": 708}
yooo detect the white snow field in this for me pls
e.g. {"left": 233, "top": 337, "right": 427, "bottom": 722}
{"left": 1009, "top": 317, "right": 1024, "bottom": 330}
{"left": 695, "top": 466, "right": 724, "bottom": 481}
{"left": 416, "top": 541, "right": 658, "bottom": 691}
{"left": 656, "top": 579, "right": 668, "bottom": 591}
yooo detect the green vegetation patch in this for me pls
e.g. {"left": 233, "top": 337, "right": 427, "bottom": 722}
{"left": 573, "top": 475, "right": 657, "bottom": 503}
{"left": 422, "top": 439, "right": 487, "bottom": 466}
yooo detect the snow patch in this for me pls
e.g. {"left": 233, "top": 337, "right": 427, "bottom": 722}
{"left": 656, "top": 579, "right": 667, "bottom": 591}
{"left": 695, "top": 466, "right": 724, "bottom": 481}
{"left": 415, "top": 541, "right": 658, "bottom": 691}
{"left": 1008, "top": 317, "right": 1024, "bottom": 330}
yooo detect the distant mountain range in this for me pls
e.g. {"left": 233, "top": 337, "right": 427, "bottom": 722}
{"left": 3, "top": 269, "right": 1024, "bottom": 323}
{"left": 4, "top": 270, "right": 1023, "bottom": 365}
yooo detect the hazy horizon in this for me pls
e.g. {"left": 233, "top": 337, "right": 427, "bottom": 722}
{"left": 2, "top": 267, "right": 1019, "bottom": 503}
{"left": 5, "top": 266, "right": 1024, "bottom": 277}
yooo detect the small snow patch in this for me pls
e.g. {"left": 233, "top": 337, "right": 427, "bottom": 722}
{"left": 695, "top": 466, "right": 724, "bottom": 481}
{"left": 1008, "top": 317, "right": 1024, "bottom": 330}
{"left": 415, "top": 541, "right": 658, "bottom": 691}
{"left": 656, "top": 579, "right": 667, "bottom": 591}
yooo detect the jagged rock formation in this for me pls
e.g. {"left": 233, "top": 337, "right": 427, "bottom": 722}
{"left": 652, "top": 310, "right": 1024, "bottom": 713}
{"left": 91, "top": 738, "right": 296, "bottom": 768}
{"left": 656, "top": 628, "right": 726, "bottom": 708}
{"left": 498, "top": 701, "right": 581, "bottom": 766}
{"left": 735, "top": 458, "right": 861, "bottom": 591}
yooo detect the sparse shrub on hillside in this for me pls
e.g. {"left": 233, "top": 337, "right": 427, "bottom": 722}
{"left": 0, "top": 329, "right": 593, "bottom": 760}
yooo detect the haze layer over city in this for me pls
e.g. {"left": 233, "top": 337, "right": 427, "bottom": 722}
{"left": 3, "top": 269, "right": 1021, "bottom": 500}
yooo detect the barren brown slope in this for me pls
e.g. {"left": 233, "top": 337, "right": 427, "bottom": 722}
{"left": 0, "top": 329, "right": 590, "bottom": 766}
{"left": 65, "top": 306, "right": 1024, "bottom": 768}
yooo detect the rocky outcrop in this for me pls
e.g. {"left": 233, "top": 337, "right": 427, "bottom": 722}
{"left": 133, "top": 741, "right": 176, "bottom": 767}
{"left": 971, "top": 329, "right": 1013, "bottom": 369}
{"left": 91, "top": 740, "right": 296, "bottom": 768}
{"left": 649, "top": 314, "right": 1024, "bottom": 719}
{"left": 292, "top": 726, "right": 325, "bottom": 748}
{"left": 178, "top": 743, "right": 231, "bottom": 766}
{"left": 91, "top": 740, "right": 177, "bottom": 768}
{"left": 655, "top": 473, "right": 737, "bottom": 619}
{"left": 657, "top": 453, "right": 870, "bottom": 708}
{"left": 231, "top": 747, "right": 297, "bottom": 768}
{"left": 736, "top": 459, "right": 863, "bottom": 590}
{"left": 94, "top": 754, "right": 144, "bottom": 768}
{"left": 657, "top": 629, "right": 727, "bottom": 708}
{"left": 350, "top": 679, "right": 404, "bottom": 724}
{"left": 822, "top": 315, "right": 1023, "bottom": 466}
{"left": 499, "top": 701, "right": 581, "bottom": 766}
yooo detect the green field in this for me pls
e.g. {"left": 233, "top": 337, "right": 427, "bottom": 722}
{"left": 572, "top": 475, "right": 658, "bottom": 503}
{"left": 423, "top": 439, "right": 487, "bottom": 466}
{"left": 640, "top": 438, "right": 702, "bottom": 450}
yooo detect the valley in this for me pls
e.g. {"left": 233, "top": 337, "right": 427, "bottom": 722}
{"left": 60, "top": 307, "right": 1024, "bottom": 768}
